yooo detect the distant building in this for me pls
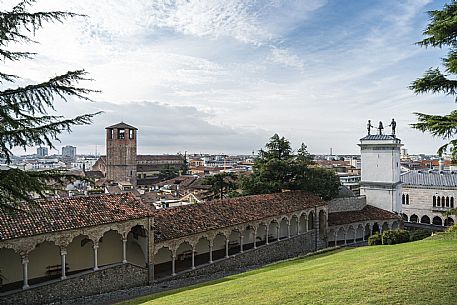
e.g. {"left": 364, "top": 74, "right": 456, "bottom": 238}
{"left": 62, "top": 145, "right": 77, "bottom": 160}
{"left": 36, "top": 147, "right": 48, "bottom": 157}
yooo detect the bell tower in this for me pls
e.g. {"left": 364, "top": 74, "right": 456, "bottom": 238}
{"left": 358, "top": 120, "right": 402, "bottom": 212}
{"left": 105, "top": 122, "right": 137, "bottom": 186}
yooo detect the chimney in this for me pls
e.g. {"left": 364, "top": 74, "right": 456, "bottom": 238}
{"left": 439, "top": 159, "right": 444, "bottom": 172}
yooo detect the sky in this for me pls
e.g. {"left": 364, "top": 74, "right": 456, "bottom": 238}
{"left": 2, "top": 0, "right": 455, "bottom": 156}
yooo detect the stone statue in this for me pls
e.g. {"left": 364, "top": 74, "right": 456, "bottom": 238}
{"left": 389, "top": 118, "right": 396, "bottom": 135}
{"left": 367, "top": 120, "right": 373, "bottom": 135}
{"left": 378, "top": 121, "right": 384, "bottom": 135}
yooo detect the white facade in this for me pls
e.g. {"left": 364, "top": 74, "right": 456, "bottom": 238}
{"left": 358, "top": 135, "right": 402, "bottom": 213}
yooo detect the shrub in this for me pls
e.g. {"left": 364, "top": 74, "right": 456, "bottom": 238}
{"left": 368, "top": 233, "right": 382, "bottom": 246}
{"left": 447, "top": 224, "right": 457, "bottom": 233}
{"left": 409, "top": 229, "right": 433, "bottom": 241}
{"left": 382, "top": 230, "right": 410, "bottom": 245}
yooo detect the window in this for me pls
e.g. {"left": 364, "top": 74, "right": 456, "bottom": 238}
{"left": 402, "top": 194, "right": 405, "bottom": 205}
{"left": 129, "top": 129, "right": 134, "bottom": 139}
{"left": 406, "top": 194, "right": 409, "bottom": 205}
{"left": 118, "top": 129, "right": 125, "bottom": 139}
{"left": 446, "top": 197, "right": 450, "bottom": 207}
{"left": 107, "top": 128, "right": 113, "bottom": 139}
{"left": 437, "top": 196, "right": 441, "bottom": 207}
{"left": 451, "top": 197, "right": 454, "bottom": 208}
{"left": 433, "top": 196, "right": 436, "bottom": 207}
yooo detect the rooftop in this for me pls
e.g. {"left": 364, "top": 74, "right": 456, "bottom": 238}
{"left": 360, "top": 134, "right": 398, "bottom": 141}
{"left": 153, "top": 191, "right": 325, "bottom": 242}
{"left": 328, "top": 205, "right": 400, "bottom": 226}
{"left": 401, "top": 171, "right": 457, "bottom": 187}
{"left": 105, "top": 122, "right": 138, "bottom": 130}
{"left": 0, "top": 193, "right": 150, "bottom": 241}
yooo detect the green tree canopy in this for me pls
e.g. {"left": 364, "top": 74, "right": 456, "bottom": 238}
{"left": 0, "top": 1, "right": 99, "bottom": 209}
{"left": 203, "top": 172, "right": 238, "bottom": 200}
{"left": 410, "top": 1, "right": 457, "bottom": 158}
{"left": 240, "top": 134, "right": 340, "bottom": 200}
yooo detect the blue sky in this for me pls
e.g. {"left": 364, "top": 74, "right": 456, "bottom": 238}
{"left": 3, "top": 0, "right": 455, "bottom": 155}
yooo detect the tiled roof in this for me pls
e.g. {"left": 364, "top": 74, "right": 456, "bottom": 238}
{"left": 328, "top": 205, "right": 400, "bottom": 226}
{"left": 137, "top": 155, "right": 184, "bottom": 161}
{"left": 153, "top": 191, "right": 325, "bottom": 242}
{"left": 401, "top": 171, "right": 457, "bottom": 187}
{"left": 0, "top": 193, "right": 150, "bottom": 241}
{"left": 360, "top": 134, "right": 398, "bottom": 141}
{"left": 105, "top": 122, "right": 137, "bottom": 130}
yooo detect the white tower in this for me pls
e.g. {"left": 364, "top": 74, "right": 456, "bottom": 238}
{"left": 358, "top": 132, "right": 402, "bottom": 213}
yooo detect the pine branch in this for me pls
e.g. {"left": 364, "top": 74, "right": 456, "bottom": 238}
{"left": 0, "top": 70, "right": 100, "bottom": 115}
{"left": 411, "top": 111, "right": 457, "bottom": 139}
{"left": 410, "top": 68, "right": 457, "bottom": 97}
{"left": 417, "top": 2, "right": 457, "bottom": 48}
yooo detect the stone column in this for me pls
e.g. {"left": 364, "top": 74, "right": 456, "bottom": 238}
{"left": 171, "top": 254, "right": 176, "bottom": 276}
{"left": 266, "top": 226, "right": 269, "bottom": 245}
{"left": 334, "top": 231, "right": 337, "bottom": 246}
{"left": 21, "top": 255, "right": 29, "bottom": 289}
{"left": 240, "top": 235, "right": 244, "bottom": 253}
{"left": 93, "top": 243, "right": 99, "bottom": 271}
{"left": 276, "top": 226, "right": 280, "bottom": 241}
{"left": 209, "top": 244, "right": 213, "bottom": 263}
{"left": 225, "top": 239, "right": 229, "bottom": 258}
{"left": 191, "top": 249, "right": 195, "bottom": 270}
{"left": 287, "top": 223, "right": 291, "bottom": 238}
{"left": 253, "top": 231, "right": 257, "bottom": 249}
{"left": 344, "top": 233, "right": 347, "bottom": 245}
{"left": 60, "top": 249, "right": 67, "bottom": 280}
{"left": 122, "top": 237, "right": 128, "bottom": 264}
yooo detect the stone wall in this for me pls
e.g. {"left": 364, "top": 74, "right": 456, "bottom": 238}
{"left": 1, "top": 263, "right": 148, "bottom": 305}
{"left": 156, "top": 230, "right": 318, "bottom": 283}
{"left": 327, "top": 196, "right": 366, "bottom": 213}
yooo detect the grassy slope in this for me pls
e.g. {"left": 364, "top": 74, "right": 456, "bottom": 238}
{"left": 120, "top": 239, "right": 457, "bottom": 305}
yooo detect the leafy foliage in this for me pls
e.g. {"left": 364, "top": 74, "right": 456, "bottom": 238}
{"left": 239, "top": 134, "right": 340, "bottom": 200}
{"left": 367, "top": 233, "right": 382, "bottom": 246}
{"left": 158, "top": 166, "right": 179, "bottom": 181}
{"left": 0, "top": 1, "right": 99, "bottom": 209}
{"left": 409, "top": 229, "right": 433, "bottom": 242}
{"left": 382, "top": 230, "right": 410, "bottom": 245}
{"left": 410, "top": 1, "right": 457, "bottom": 158}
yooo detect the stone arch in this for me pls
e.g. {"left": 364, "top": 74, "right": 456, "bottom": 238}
{"left": 299, "top": 213, "right": 307, "bottom": 233}
{"left": 194, "top": 237, "right": 210, "bottom": 267}
{"left": 243, "top": 225, "right": 256, "bottom": 250}
{"left": 420, "top": 215, "right": 431, "bottom": 224}
{"left": 98, "top": 230, "right": 123, "bottom": 267}
{"left": 319, "top": 210, "right": 327, "bottom": 239}
{"left": 127, "top": 225, "right": 147, "bottom": 267}
{"left": 328, "top": 229, "right": 336, "bottom": 247}
{"left": 409, "top": 214, "right": 418, "bottom": 223}
{"left": 445, "top": 217, "right": 455, "bottom": 226}
{"left": 336, "top": 227, "right": 346, "bottom": 245}
{"left": 279, "top": 218, "right": 289, "bottom": 240}
{"left": 290, "top": 215, "right": 299, "bottom": 236}
{"left": 391, "top": 221, "right": 399, "bottom": 230}
{"left": 256, "top": 223, "right": 267, "bottom": 247}
{"left": 346, "top": 226, "right": 356, "bottom": 244}
{"left": 432, "top": 216, "right": 443, "bottom": 226}
{"left": 175, "top": 241, "right": 193, "bottom": 273}
{"left": 212, "top": 233, "right": 227, "bottom": 261}
{"left": 308, "top": 211, "right": 315, "bottom": 230}
{"left": 356, "top": 224, "right": 364, "bottom": 242}
{"left": 268, "top": 220, "right": 279, "bottom": 243}
{"left": 401, "top": 213, "right": 408, "bottom": 222}
{"left": 66, "top": 234, "right": 94, "bottom": 275}
{"left": 228, "top": 230, "right": 241, "bottom": 255}
{"left": 0, "top": 247, "right": 22, "bottom": 289}
{"left": 28, "top": 241, "right": 61, "bottom": 284}
{"left": 154, "top": 246, "right": 172, "bottom": 279}
{"left": 372, "top": 223, "right": 380, "bottom": 234}
{"left": 364, "top": 223, "right": 371, "bottom": 239}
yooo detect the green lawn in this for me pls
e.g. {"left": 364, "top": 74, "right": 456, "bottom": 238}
{"left": 119, "top": 238, "right": 457, "bottom": 305}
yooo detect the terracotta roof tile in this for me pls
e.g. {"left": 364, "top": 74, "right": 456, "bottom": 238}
{"left": 153, "top": 191, "right": 325, "bottom": 242}
{"left": 328, "top": 205, "right": 400, "bottom": 226}
{"left": 0, "top": 193, "right": 150, "bottom": 241}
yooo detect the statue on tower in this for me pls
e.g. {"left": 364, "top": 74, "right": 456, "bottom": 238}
{"left": 378, "top": 121, "right": 384, "bottom": 135}
{"left": 389, "top": 118, "right": 396, "bottom": 136}
{"left": 367, "top": 120, "right": 373, "bottom": 135}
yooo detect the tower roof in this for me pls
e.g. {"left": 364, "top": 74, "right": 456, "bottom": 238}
{"left": 106, "top": 122, "right": 138, "bottom": 130}
{"left": 360, "top": 134, "right": 397, "bottom": 141}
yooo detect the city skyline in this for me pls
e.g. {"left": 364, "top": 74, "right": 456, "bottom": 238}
{"left": 3, "top": 0, "right": 452, "bottom": 155}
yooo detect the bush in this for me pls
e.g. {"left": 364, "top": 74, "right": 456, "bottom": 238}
{"left": 409, "top": 229, "right": 433, "bottom": 242}
{"left": 368, "top": 233, "right": 382, "bottom": 246}
{"left": 382, "top": 230, "right": 410, "bottom": 245}
{"left": 447, "top": 224, "right": 457, "bottom": 233}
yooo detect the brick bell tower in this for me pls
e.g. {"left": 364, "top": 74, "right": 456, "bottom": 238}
{"left": 105, "top": 122, "right": 137, "bottom": 186}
